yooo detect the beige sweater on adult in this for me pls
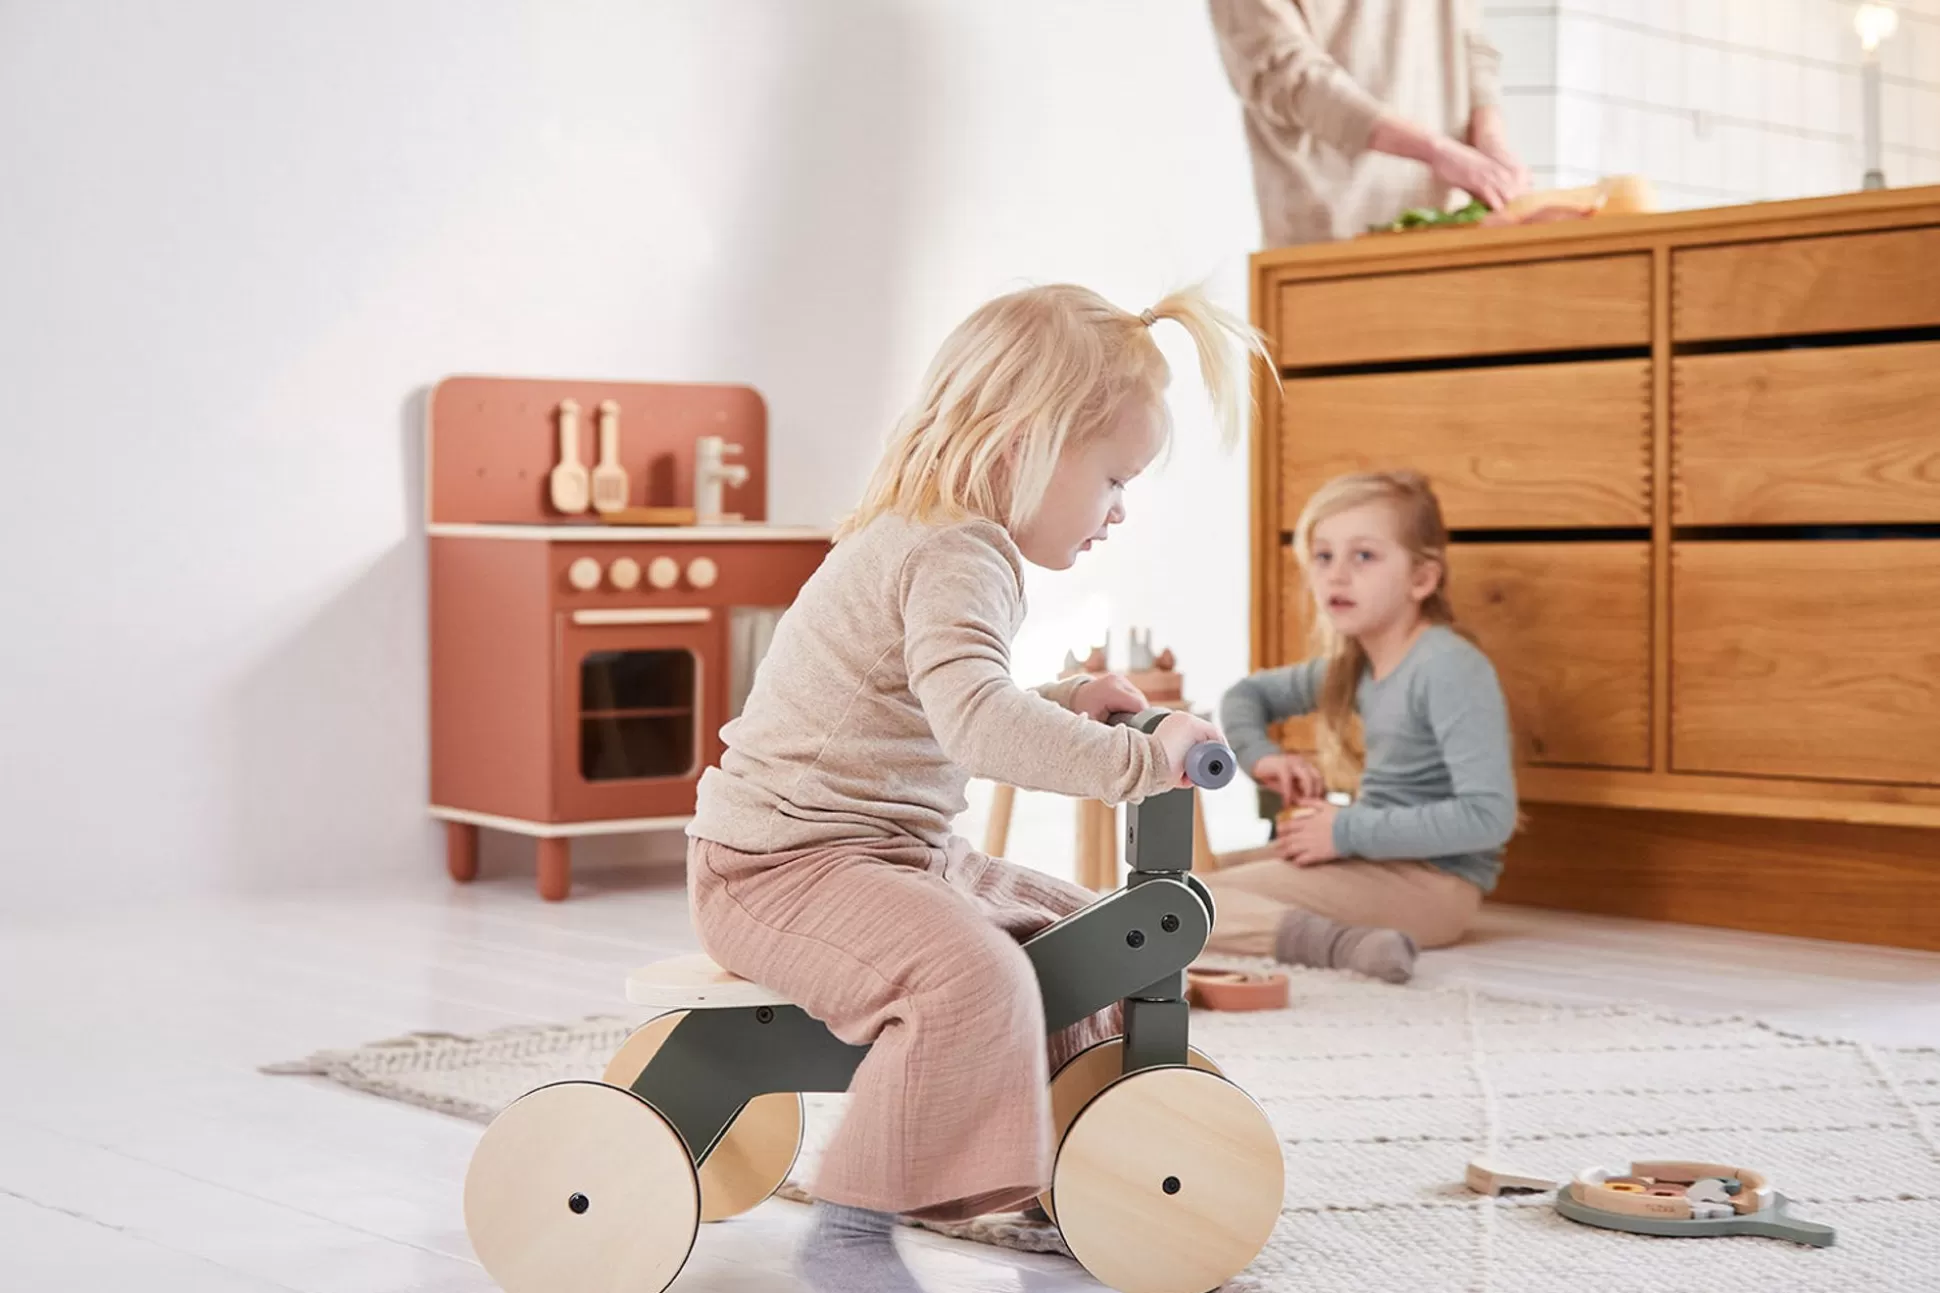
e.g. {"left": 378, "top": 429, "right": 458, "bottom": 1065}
{"left": 1209, "top": 0, "right": 1502, "bottom": 246}
{"left": 688, "top": 515, "right": 1174, "bottom": 856}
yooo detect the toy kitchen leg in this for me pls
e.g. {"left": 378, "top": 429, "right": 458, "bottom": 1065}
{"left": 446, "top": 822, "right": 480, "bottom": 883}
{"left": 537, "top": 837, "right": 572, "bottom": 902}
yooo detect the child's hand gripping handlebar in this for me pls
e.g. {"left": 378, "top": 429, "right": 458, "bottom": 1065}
{"left": 1107, "top": 709, "right": 1238, "bottom": 790}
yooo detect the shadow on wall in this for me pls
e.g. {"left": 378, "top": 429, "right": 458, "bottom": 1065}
{"left": 695, "top": 0, "right": 936, "bottom": 525}
{"left": 217, "top": 392, "right": 431, "bottom": 895}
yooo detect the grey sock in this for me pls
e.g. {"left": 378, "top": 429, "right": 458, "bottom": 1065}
{"left": 1275, "top": 908, "right": 1418, "bottom": 984}
{"left": 800, "top": 1202, "right": 923, "bottom": 1293}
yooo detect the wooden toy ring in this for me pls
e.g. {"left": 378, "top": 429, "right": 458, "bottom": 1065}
{"left": 1186, "top": 967, "right": 1290, "bottom": 1012}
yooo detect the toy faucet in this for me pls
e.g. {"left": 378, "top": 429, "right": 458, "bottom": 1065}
{"left": 694, "top": 436, "right": 749, "bottom": 525}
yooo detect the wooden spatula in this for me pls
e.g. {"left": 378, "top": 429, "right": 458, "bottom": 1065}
{"left": 591, "top": 400, "right": 628, "bottom": 514}
{"left": 549, "top": 399, "right": 590, "bottom": 515}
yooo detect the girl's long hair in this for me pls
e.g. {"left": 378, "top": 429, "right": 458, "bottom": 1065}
{"left": 835, "top": 283, "right": 1267, "bottom": 541}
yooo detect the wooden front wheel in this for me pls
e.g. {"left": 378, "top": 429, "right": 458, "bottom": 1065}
{"left": 1039, "top": 1037, "right": 1222, "bottom": 1224}
{"left": 463, "top": 1080, "right": 699, "bottom": 1293}
{"left": 603, "top": 1012, "right": 804, "bottom": 1221}
{"left": 1052, "top": 1067, "right": 1283, "bottom": 1293}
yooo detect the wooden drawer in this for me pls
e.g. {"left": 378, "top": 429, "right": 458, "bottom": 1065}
{"left": 1672, "top": 227, "right": 1940, "bottom": 342}
{"left": 1282, "top": 360, "right": 1652, "bottom": 529}
{"left": 1673, "top": 341, "right": 1940, "bottom": 525}
{"left": 1672, "top": 541, "right": 1940, "bottom": 785}
{"left": 1447, "top": 544, "right": 1653, "bottom": 771}
{"left": 1275, "top": 255, "right": 1651, "bottom": 368}
{"left": 1278, "top": 542, "right": 1651, "bottom": 769}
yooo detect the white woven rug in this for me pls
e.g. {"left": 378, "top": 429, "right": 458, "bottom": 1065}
{"left": 267, "top": 968, "right": 1940, "bottom": 1291}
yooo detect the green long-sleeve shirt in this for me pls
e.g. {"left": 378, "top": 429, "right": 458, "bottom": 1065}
{"left": 1219, "top": 626, "right": 1517, "bottom": 892}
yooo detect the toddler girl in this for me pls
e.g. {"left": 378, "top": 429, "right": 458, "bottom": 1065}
{"left": 685, "top": 283, "right": 1258, "bottom": 1291}
{"left": 1204, "top": 470, "right": 1517, "bottom": 983}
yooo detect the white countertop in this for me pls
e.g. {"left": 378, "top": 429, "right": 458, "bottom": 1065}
{"left": 427, "top": 522, "right": 832, "bottom": 542}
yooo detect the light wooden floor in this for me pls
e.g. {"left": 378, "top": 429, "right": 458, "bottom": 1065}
{"left": 5, "top": 852, "right": 1937, "bottom": 1292}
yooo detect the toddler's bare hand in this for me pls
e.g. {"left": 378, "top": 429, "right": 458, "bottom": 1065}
{"left": 1274, "top": 801, "right": 1341, "bottom": 865}
{"left": 1154, "top": 712, "right": 1226, "bottom": 788}
{"left": 1251, "top": 752, "right": 1325, "bottom": 803}
{"left": 1071, "top": 673, "right": 1149, "bottom": 723}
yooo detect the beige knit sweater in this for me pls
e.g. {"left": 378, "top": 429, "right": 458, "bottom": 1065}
{"left": 688, "top": 515, "right": 1174, "bottom": 855}
{"left": 1209, "top": 0, "right": 1503, "bottom": 246}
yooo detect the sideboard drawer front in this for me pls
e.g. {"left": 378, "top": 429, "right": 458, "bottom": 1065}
{"left": 1280, "top": 542, "right": 1651, "bottom": 770}
{"left": 1448, "top": 543, "right": 1653, "bottom": 771}
{"left": 1673, "top": 341, "right": 1940, "bottom": 525}
{"left": 1282, "top": 359, "right": 1652, "bottom": 529}
{"left": 1274, "top": 254, "right": 1651, "bottom": 368}
{"left": 1672, "top": 541, "right": 1940, "bottom": 785}
{"left": 1672, "top": 227, "right": 1940, "bottom": 342}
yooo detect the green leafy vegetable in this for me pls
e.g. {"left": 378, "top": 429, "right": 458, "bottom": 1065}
{"left": 1369, "top": 199, "right": 1489, "bottom": 234}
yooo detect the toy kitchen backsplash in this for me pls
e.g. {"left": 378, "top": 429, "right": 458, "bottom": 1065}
{"left": 426, "top": 376, "right": 832, "bottom": 900}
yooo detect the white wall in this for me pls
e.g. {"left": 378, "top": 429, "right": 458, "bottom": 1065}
{"left": 0, "top": 1, "right": 1266, "bottom": 911}
{"left": 1489, "top": 0, "right": 1940, "bottom": 209}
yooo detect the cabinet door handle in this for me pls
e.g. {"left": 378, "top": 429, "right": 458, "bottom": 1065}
{"left": 571, "top": 608, "right": 713, "bottom": 626}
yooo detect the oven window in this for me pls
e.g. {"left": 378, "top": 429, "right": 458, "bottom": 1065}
{"left": 579, "top": 649, "right": 698, "bottom": 781}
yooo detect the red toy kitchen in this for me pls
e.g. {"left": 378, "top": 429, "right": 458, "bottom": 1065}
{"left": 427, "top": 376, "right": 830, "bottom": 900}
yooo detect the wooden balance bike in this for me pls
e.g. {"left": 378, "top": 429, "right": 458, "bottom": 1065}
{"left": 461, "top": 710, "right": 1285, "bottom": 1293}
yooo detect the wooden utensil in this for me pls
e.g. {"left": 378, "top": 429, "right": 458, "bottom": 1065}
{"left": 591, "top": 399, "right": 628, "bottom": 514}
{"left": 549, "top": 399, "right": 590, "bottom": 514}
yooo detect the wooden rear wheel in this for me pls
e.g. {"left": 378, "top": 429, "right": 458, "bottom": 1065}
{"left": 1052, "top": 1067, "right": 1283, "bottom": 1293}
{"left": 463, "top": 1080, "right": 699, "bottom": 1293}
{"left": 604, "top": 1011, "right": 804, "bottom": 1221}
{"left": 1039, "top": 1037, "right": 1222, "bottom": 1224}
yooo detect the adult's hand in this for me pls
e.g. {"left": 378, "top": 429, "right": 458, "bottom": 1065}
{"left": 1428, "top": 136, "right": 1524, "bottom": 210}
{"left": 1467, "top": 105, "right": 1532, "bottom": 197}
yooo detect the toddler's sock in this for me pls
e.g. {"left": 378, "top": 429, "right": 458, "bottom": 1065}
{"left": 1274, "top": 908, "right": 1418, "bottom": 983}
{"left": 800, "top": 1202, "right": 924, "bottom": 1293}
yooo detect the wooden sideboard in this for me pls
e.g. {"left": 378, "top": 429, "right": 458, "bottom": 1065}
{"left": 1248, "top": 186, "right": 1940, "bottom": 951}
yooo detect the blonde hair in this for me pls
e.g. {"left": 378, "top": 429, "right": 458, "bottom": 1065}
{"left": 835, "top": 283, "right": 1267, "bottom": 541}
{"left": 1294, "top": 470, "right": 1466, "bottom": 791}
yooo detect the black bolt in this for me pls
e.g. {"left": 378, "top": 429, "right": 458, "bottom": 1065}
{"left": 1126, "top": 929, "right": 1146, "bottom": 948}
{"left": 568, "top": 1193, "right": 590, "bottom": 1214}
{"left": 1162, "top": 1177, "right": 1181, "bottom": 1195}
{"left": 756, "top": 1006, "right": 775, "bottom": 1024}
{"left": 1161, "top": 914, "right": 1180, "bottom": 933}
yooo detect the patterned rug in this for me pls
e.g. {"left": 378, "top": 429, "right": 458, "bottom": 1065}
{"left": 266, "top": 968, "right": 1940, "bottom": 1291}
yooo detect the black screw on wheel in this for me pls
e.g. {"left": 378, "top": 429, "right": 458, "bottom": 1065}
{"left": 1126, "top": 930, "right": 1146, "bottom": 948}
{"left": 1162, "top": 1177, "right": 1181, "bottom": 1195}
{"left": 1161, "top": 914, "right": 1180, "bottom": 933}
{"left": 568, "top": 1193, "right": 591, "bottom": 1214}
{"left": 756, "top": 1006, "right": 775, "bottom": 1024}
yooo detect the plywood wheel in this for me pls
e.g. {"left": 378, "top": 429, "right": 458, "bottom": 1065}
{"left": 1039, "top": 1037, "right": 1222, "bottom": 1224}
{"left": 604, "top": 1011, "right": 803, "bottom": 1221}
{"left": 464, "top": 1080, "right": 699, "bottom": 1293}
{"left": 1052, "top": 1067, "right": 1282, "bottom": 1293}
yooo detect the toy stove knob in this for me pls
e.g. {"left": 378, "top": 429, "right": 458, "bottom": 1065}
{"left": 686, "top": 556, "right": 719, "bottom": 589}
{"left": 567, "top": 557, "right": 602, "bottom": 591}
{"left": 647, "top": 556, "right": 680, "bottom": 590}
{"left": 608, "top": 557, "right": 641, "bottom": 591}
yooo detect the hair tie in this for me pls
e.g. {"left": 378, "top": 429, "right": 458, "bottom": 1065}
{"left": 1138, "top": 308, "right": 1158, "bottom": 327}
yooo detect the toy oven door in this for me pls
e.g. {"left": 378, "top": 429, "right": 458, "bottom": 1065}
{"left": 554, "top": 608, "right": 727, "bottom": 821}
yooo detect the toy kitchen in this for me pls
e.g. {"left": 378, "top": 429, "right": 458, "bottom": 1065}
{"left": 427, "top": 376, "right": 830, "bottom": 900}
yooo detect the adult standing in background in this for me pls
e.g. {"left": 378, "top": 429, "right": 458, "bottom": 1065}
{"left": 1210, "top": 0, "right": 1530, "bottom": 246}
